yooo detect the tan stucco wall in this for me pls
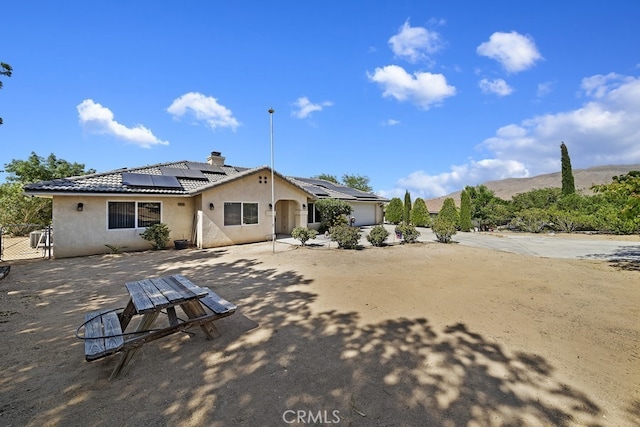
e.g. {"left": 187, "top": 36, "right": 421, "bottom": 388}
{"left": 51, "top": 195, "right": 195, "bottom": 258}
{"left": 197, "top": 172, "right": 308, "bottom": 248}
{"left": 50, "top": 171, "right": 311, "bottom": 257}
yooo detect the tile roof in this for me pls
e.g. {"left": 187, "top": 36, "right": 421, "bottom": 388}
{"left": 23, "top": 160, "right": 388, "bottom": 202}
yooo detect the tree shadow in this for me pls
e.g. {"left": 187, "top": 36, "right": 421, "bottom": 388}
{"left": 0, "top": 247, "right": 615, "bottom": 426}
{"left": 583, "top": 245, "right": 640, "bottom": 271}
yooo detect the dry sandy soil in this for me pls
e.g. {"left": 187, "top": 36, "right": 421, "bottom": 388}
{"left": 0, "top": 238, "right": 638, "bottom": 426}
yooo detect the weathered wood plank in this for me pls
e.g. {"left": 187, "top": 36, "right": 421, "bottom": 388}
{"left": 150, "top": 277, "right": 185, "bottom": 303}
{"left": 200, "top": 288, "right": 238, "bottom": 314}
{"left": 125, "top": 281, "right": 154, "bottom": 313}
{"left": 137, "top": 278, "right": 170, "bottom": 309}
{"left": 84, "top": 310, "right": 124, "bottom": 361}
{"left": 170, "top": 274, "right": 208, "bottom": 298}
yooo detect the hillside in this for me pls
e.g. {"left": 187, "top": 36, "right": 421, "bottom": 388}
{"left": 425, "top": 164, "right": 640, "bottom": 212}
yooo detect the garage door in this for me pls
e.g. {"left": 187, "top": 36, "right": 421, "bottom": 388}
{"left": 350, "top": 203, "right": 376, "bottom": 226}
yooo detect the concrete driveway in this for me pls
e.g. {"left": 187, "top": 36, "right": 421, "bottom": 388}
{"left": 280, "top": 225, "right": 640, "bottom": 262}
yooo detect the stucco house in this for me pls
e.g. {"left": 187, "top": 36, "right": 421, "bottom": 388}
{"left": 24, "top": 151, "right": 387, "bottom": 258}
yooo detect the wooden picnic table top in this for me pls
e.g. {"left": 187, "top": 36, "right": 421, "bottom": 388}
{"left": 124, "top": 274, "right": 209, "bottom": 314}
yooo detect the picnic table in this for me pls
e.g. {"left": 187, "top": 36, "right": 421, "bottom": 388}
{"left": 79, "top": 274, "right": 236, "bottom": 380}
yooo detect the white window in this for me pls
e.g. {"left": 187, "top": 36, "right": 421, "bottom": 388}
{"left": 307, "top": 202, "right": 321, "bottom": 223}
{"left": 224, "top": 202, "right": 259, "bottom": 226}
{"left": 108, "top": 201, "right": 161, "bottom": 229}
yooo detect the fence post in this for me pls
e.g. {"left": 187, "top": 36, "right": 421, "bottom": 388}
{"left": 0, "top": 227, "right": 3, "bottom": 261}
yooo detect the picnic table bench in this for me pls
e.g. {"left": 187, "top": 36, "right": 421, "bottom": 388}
{"left": 79, "top": 274, "right": 236, "bottom": 379}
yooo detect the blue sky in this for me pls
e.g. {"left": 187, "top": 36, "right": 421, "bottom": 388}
{"left": 2, "top": 1, "right": 639, "bottom": 199}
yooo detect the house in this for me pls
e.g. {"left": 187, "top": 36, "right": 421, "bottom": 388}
{"left": 24, "top": 151, "right": 387, "bottom": 258}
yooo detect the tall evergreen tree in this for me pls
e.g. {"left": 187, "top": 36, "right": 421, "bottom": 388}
{"left": 459, "top": 190, "right": 473, "bottom": 231}
{"left": 410, "top": 198, "right": 430, "bottom": 227}
{"left": 560, "top": 142, "right": 575, "bottom": 196}
{"left": 403, "top": 190, "right": 412, "bottom": 224}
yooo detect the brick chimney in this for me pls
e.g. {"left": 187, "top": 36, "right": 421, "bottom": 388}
{"left": 207, "top": 151, "right": 225, "bottom": 166}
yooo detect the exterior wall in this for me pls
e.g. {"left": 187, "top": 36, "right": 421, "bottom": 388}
{"left": 51, "top": 195, "right": 195, "bottom": 258}
{"left": 197, "top": 172, "right": 309, "bottom": 248}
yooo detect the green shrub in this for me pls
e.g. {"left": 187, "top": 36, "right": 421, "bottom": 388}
{"left": 432, "top": 217, "right": 457, "bottom": 243}
{"left": 140, "top": 223, "right": 171, "bottom": 250}
{"left": 395, "top": 223, "right": 420, "bottom": 243}
{"left": 510, "top": 208, "right": 549, "bottom": 233}
{"left": 329, "top": 224, "right": 361, "bottom": 249}
{"left": 439, "top": 198, "right": 459, "bottom": 228}
{"left": 291, "top": 227, "right": 318, "bottom": 246}
{"left": 385, "top": 197, "right": 403, "bottom": 224}
{"left": 366, "top": 225, "right": 389, "bottom": 246}
{"left": 316, "top": 198, "right": 352, "bottom": 233}
{"left": 410, "top": 198, "right": 430, "bottom": 227}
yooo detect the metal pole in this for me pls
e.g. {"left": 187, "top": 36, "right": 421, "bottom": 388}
{"left": 268, "top": 108, "right": 275, "bottom": 253}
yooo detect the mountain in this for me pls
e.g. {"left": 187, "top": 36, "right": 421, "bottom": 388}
{"left": 425, "top": 164, "right": 640, "bottom": 213}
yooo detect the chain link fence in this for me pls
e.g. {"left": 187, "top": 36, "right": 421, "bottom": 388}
{"left": 0, "top": 224, "right": 52, "bottom": 261}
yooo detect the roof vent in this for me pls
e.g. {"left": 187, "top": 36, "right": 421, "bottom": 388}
{"left": 207, "top": 151, "right": 225, "bottom": 166}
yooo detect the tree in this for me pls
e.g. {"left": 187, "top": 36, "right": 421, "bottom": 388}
{"left": 313, "top": 173, "right": 338, "bottom": 183}
{"left": 410, "top": 198, "right": 430, "bottom": 227}
{"left": 0, "top": 62, "right": 12, "bottom": 125}
{"left": 315, "top": 198, "right": 352, "bottom": 233}
{"left": 593, "top": 170, "right": 640, "bottom": 231}
{"left": 1, "top": 152, "right": 96, "bottom": 227}
{"left": 4, "top": 152, "right": 96, "bottom": 184}
{"left": 403, "top": 190, "right": 412, "bottom": 224}
{"left": 560, "top": 142, "right": 575, "bottom": 196}
{"left": 341, "top": 174, "right": 372, "bottom": 192}
{"left": 433, "top": 197, "right": 459, "bottom": 243}
{"left": 385, "top": 197, "right": 404, "bottom": 224}
{"left": 465, "top": 185, "right": 509, "bottom": 230}
{"left": 439, "top": 197, "right": 459, "bottom": 227}
{"left": 459, "top": 190, "right": 473, "bottom": 232}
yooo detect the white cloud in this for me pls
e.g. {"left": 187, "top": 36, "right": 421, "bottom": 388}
{"left": 367, "top": 65, "right": 456, "bottom": 109}
{"left": 388, "top": 19, "right": 444, "bottom": 64}
{"left": 477, "top": 31, "right": 542, "bottom": 73}
{"left": 76, "top": 99, "right": 168, "bottom": 148}
{"left": 167, "top": 92, "right": 240, "bottom": 131}
{"left": 479, "top": 78, "right": 513, "bottom": 96}
{"left": 384, "top": 119, "right": 400, "bottom": 126}
{"left": 384, "top": 73, "right": 640, "bottom": 199}
{"left": 291, "top": 97, "right": 333, "bottom": 119}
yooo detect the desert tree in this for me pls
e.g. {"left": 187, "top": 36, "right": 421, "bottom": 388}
{"left": 313, "top": 173, "right": 338, "bottom": 183}
{"left": 342, "top": 173, "right": 373, "bottom": 192}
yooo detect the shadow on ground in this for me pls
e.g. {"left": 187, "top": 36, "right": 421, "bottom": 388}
{"left": 584, "top": 244, "right": 640, "bottom": 271}
{"left": 0, "top": 248, "right": 610, "bottom": 426}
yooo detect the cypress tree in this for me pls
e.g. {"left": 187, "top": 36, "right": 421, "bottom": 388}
{"left": 459, "top": 190, "right": 473, "bottom": 231}
{"left": 410, "top": 198, "right": 430, "bottom": 227}
{"left": 560, "top": 142, "right": 575, "bottom": 196}
{"left": 403, "top": 190, "right": 412, "bottom": 224}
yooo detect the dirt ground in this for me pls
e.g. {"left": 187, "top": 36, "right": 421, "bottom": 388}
{"left": 0, "top": 237, "right": 638, "bottom": 426}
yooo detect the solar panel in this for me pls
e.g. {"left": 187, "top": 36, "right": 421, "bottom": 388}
{"left": 185, "top": 162, "right": 224, "bottom": 174}
{"left": 122, "top": 173, "right": 153, "bottom": 186}
{"left": 151, "top": 175, "right": 182, "bottom": 188}
{"left": 159, "top": 167, "right": 207, "bottom": 180}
